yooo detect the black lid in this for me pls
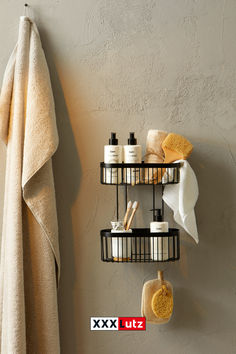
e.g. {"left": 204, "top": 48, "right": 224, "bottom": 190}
{"left": 150, "top": 208, "right": 163, "bottom": 222}
{"left": 128, "top": 132, "right": 137, "bottom": 145}
{"left": 109, "top": 132, "right": 118, "bottom": 145}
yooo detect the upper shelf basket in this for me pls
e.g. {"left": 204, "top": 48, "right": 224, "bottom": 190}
{"left": 100, "top": 162, "right": 181, "bottom": 185}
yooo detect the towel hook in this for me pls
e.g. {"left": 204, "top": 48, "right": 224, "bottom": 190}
{"left": 24, "top": 3, "right": 29, "bottom": 16}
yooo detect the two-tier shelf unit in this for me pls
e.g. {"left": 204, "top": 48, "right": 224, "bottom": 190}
{"left": 100, "top": 162, "right": 181, "bottom": 263}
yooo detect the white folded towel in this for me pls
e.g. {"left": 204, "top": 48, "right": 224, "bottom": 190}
{"left": 163, "top": 160, "right": 199, "bottom": 243}
{"left": 0, "top": 16, "right": 60, "bottom": 353}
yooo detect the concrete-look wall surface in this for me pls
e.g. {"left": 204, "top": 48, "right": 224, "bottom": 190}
{"left": 0, "top": 1, "right": 236, "bottom": 353}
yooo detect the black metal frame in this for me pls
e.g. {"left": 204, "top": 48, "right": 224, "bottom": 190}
{"left": 100, "top": 228, "right": 180, "bottom": 262}
{"left": 100, "top": 161, "right": 181, "bottom": 263}
{"left": 100, "top": 162, "right": 180, "bottom": 185}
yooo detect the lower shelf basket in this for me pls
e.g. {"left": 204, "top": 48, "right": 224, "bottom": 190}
{"left": 100, "top": 228, "right": 180, "bottom": 263}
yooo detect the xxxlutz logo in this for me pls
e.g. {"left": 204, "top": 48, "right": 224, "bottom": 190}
{"left": 90, "top": 317, "right": 146, "bottom": 331}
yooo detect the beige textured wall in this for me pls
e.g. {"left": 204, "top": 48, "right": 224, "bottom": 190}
{"left": 1, "top": 1, "right": 236, "bottom": 353}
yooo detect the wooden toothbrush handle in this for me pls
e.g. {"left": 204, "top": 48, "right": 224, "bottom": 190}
{"left": 123, "top": 209, "right": 131, "bottom": 228}
{"left": 126, "top": 209, "right": 135, "bottom": 230}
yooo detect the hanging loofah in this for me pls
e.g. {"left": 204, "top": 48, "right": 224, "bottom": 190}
{"left": 141, "top": 270, "right": 174, "bottom": 324}
{"left": 151, "top": 284, "right": 173, "bottom": 319}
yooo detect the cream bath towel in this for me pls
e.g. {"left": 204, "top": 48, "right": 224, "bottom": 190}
{"left": 144, "top": 130, "right": 168, "bottom": 183}
{"left": 0, "top": 16, "right": 60, "bottom": 353}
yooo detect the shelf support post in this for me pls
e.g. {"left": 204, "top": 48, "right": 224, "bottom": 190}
{"left": 116, "top": 184, "right": 119, "bottom": 221}
{"left": 152, "top": 183, "right": 155, "bottom": 220}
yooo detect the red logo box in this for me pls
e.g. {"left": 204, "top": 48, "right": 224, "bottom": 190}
{"left": 118, "top": 317, "right": 146, "bottom": 331}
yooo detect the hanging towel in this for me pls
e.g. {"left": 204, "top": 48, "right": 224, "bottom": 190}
{"left": 163, "top": 160, "right": 199, "bottom": 243}
{"left": 0, "top": 16, "right": 60, "bottom": 353}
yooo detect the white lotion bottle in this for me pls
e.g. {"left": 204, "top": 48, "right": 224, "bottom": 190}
{"left": 104, "top": 132, "right": 122, "bottom": 184}
{"left": 123, "top": 132, "right": 142, "bottom": 185}
{"left": 150, "top": 209, "right": 169, "bottom": 261}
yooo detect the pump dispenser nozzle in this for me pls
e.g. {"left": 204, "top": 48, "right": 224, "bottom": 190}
{"left": 150, "top": 208, "right": 163, "bottom": 222}
{"left": 109, "top": 132, "right": 118, "bottom": 145}
{"left": 128, "top": 132, "right": 137, "bottom": 145}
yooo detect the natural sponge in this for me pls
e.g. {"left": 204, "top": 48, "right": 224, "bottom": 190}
{"left": 151, "top": 284, "right": 173, "bottom": 319}
{"left": 162, "top": 133, "right": 193, "bottom": 163}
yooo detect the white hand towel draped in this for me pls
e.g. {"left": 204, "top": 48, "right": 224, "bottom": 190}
{"left": 0, "top": 16, "right": 60, "bottom": 353}
{"left": 163, "top": 160, "right": 199, "bottom": 243}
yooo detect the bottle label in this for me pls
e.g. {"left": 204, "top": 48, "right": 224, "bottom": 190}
{"left": 104, "top": 147, "right": 122, "bottom": 183}
{"left": 124, "top": 147, "right": 141, "bottom": 184}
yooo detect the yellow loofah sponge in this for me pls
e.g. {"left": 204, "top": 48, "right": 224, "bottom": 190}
{"left": 162, "top": 133, "right": 193, "bottom": 163}
{"left": 151, "top": 285, "right": 173, "bottom": 319}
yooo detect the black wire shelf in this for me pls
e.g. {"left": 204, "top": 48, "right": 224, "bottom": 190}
{"left": 100, "top": 162, "right": 180, "bottom": 185}
{"left": 101, "top": 228, "right": 180, "bottom": 263}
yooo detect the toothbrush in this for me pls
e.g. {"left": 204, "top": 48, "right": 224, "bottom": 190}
{"left": 123, "top": 200, "right": 132, "bottom": 229}
{"left": 126, "top": 201, "right": 139, "bottom": 230}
